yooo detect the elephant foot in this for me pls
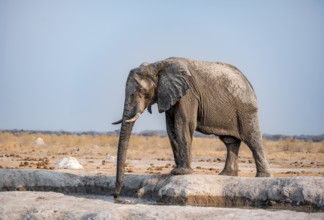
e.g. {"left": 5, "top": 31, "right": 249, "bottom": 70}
{"left": 171, "top": 166, "right": 193, "bottom": 175}
{"left": 256, "top": 171, "right": 272, "bottom": 177}
{"left": 219, "top": 169, "right": 238, "bottom": 176}
{"left": 113, "top": 192, "right": 120, "bottom": 199}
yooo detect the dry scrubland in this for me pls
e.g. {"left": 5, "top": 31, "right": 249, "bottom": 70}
{"left": 0, "top": 132, "right": 323, "bottom": 177}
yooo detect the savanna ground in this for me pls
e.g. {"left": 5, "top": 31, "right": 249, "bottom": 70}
{"left": 0, "top": 131, "right": 323, "bottom": 177}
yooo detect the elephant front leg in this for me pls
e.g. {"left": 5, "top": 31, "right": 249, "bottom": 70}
{"left": 166, "top": 112, "right": 180, "bottom": 166}
{"left": 219, "top": 136, "right": 241, "bottom": 176}
{"left": 170, "top": 136, "right": 193, "bottom": 175}
{"left": 166, "top": 111, "right": 192, "bottom": 175}
{"left": 166, "top": 102, "right": 197, "bottom": 175}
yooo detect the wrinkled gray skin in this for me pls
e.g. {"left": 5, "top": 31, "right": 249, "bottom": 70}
{"left": 112, "top": 57, "right": 271, "bottom": 198}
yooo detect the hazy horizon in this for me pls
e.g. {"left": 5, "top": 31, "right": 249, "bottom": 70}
{"left": 1, "top": 1, "right": 323, "bottom": 136}
{"left": 1, "top": 128, "right": 324, "bottom": 138}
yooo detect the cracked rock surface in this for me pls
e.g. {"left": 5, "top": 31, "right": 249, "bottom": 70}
{"left": 1, "top": 191, "right": 323, "bottom": 220}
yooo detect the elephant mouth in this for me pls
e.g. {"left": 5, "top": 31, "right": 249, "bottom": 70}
{"left": 112, "top": 112, "right": 142, "bottom": 125}
{"left": 125, "top": 112, "right": 141, "bottom": 123}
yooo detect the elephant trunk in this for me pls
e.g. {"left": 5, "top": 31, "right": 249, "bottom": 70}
{"left": 114, "top": 116, "right": 134, "bottom": 198}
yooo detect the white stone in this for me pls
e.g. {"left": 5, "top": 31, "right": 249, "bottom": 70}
{"left": 34, "top": 137, "right": 45, "bottom": 146}
{"left": 107, "top": 154, "right": 116, "bottom": 163}
{"left": 54, "top": 157, "right": 83, "bottom": 169}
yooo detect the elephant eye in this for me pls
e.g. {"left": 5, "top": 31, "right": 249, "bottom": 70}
{"left": 138, "top": 87, "right": 146, "bottom": 93}
{"left": 144, "top": 94, "right": 150, "bottom": 100}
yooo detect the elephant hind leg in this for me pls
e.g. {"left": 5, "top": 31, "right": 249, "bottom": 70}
{"left": 245, "top": 134, "right": 272, "bottom": 177}
{"left": 219, "top": 136, "right": 241, "bottom": 176}
{"left": 241, "top": 112, "right": 272, "bottom": 177}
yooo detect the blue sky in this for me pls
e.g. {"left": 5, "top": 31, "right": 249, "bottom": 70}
{"left": 0, "top": 0, "right": 323, "bottom": 135}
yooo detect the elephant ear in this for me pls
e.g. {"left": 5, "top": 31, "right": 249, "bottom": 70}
{"left": 157, "top": 62, "right": 191, "bottom": 113}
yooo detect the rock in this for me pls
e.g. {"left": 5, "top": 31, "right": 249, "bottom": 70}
{"left": 107, "top": 155, "right": 116, "bottom": 163}
{"left": 54, "top": 157, "right": 83, "bottom": 169}
{"left": 0, "top": 169, "right": 323, "bottom": 212}
{"left": 34, "top": 137, "right": 45, "bottom": 146}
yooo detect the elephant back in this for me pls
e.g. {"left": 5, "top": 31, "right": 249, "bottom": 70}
{"left": 187, "top": 59, "right": 258, "bottom": 110}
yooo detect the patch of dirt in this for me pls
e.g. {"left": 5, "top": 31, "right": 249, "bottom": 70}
{"left": 0, "top": 133, "right": 323, "bottom": 177}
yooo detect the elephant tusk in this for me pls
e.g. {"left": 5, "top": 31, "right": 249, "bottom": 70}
{"left": 125, "top": 112, "right": 141, "bottom": 123}
{"left": 112, "top": 119, "right": 123, "bottom": 125}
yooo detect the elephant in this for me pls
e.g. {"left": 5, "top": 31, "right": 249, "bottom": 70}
{"left": 112, "top": 57, "right": 271, "bottom": 198}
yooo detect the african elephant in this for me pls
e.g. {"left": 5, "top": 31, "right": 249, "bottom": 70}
{"left": 112, "top": 57, "right": 271, "bottom": 198}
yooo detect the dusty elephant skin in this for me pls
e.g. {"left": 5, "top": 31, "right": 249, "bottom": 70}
{"left": 0, "top": 170, "right": 323, "bottom": 212}
{"left": 112, "top": 57, "right": 271, "bottom": 197}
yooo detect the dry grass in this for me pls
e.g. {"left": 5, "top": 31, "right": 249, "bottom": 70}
{"left": 265, "top": 138, "right": 324, "bottom": 153}
{"left": 1, "top": 131, "right": 323, "bottom": 160}
{"left": 0, "top": 132, "right": 117, "bottom": 152}
{"left": 264, "top": 139, "right": 324, "bottom": 162}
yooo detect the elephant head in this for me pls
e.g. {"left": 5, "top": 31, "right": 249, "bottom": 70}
{"left": 112, "top": 59, "right": 191, "bottom": 198}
